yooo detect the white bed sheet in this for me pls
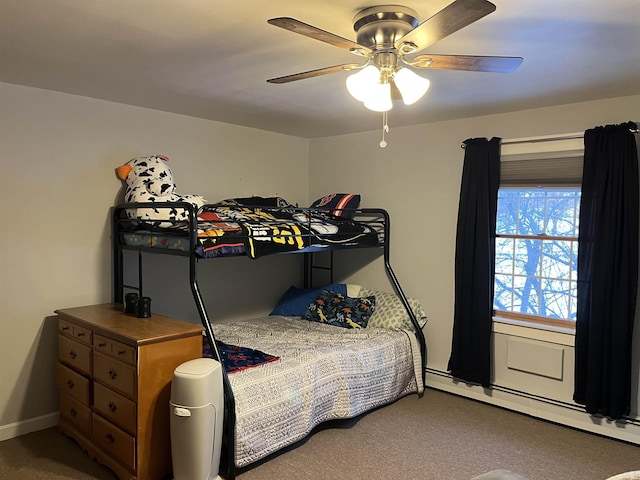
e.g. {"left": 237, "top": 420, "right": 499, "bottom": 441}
{"left": 213, "top": 315, "right": 424, "bottom": 467}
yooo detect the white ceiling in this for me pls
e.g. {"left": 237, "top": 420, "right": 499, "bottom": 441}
{"left": 1, "top": 0, "right": 639, "bottom": 138}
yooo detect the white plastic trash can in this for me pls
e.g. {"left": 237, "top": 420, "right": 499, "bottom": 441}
{"left": 170, "top": 358, "right": 224, "bottom": 480}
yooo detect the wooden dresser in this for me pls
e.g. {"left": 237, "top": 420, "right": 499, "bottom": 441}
{"left": 56, "top": 303, "right": 204, "bottom": 480}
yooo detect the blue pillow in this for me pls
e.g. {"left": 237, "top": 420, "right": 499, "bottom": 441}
{"left": 270, "top": 283, "right": 347, "bottom": 316}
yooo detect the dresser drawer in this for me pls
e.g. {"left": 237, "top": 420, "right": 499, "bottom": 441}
{"left": 93, "top": 352, "right": 136, "bottom": 399}
{"left": 59, "top": 392, "right": 92, "bottom": 436}
{"left": 94, "top": 334, "right": 136, "bottom": 365}
{"left": 94, "top": 382, "right": 136, "bottom": 435}
{"left": 92, "top": 413, "right": 135, "bottom": 471}
{"left": 58, "top": 318, "right": 92, "bottom": 345}
{"left": 58, "top": 335, "right": 92, "bottom": 375}
{"left": 56, "top": 363, "right": 90, "bottom": 404}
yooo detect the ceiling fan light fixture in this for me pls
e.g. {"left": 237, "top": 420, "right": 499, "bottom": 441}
{"left": 267, "top": 1, "right": 523, "bottom": 145}
{"left": 393, "top": 67, "right": 430, "bottom": 105}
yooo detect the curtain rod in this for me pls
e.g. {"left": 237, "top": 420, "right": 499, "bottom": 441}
{"left": 460, "top": 126, "right": 639, "bottom": 149}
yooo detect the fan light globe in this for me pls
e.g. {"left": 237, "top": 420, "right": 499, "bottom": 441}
{"left": 394, "top": 67, "right": 430, "bottom": 105}
{"left": 363, "top": 81, "right": 393, "bottom": 112}
{"left": 346, "top": 66, "right": 393, "bottom": 112}
{"left": 346, "top": 65, "right": 380, "bottom": 102}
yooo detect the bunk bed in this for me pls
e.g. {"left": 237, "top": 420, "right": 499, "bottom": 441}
{"left": 112, "top": 198, "right": 427, "bottom": 479}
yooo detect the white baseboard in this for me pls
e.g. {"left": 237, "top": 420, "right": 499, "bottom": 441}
{"left": 0, "top": 412, "right": 59, "bottom": 442}
{"left": 426, "top": 369, "right": 640, "bottom": 445}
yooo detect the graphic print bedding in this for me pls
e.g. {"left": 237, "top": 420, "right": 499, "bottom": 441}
{"left": 200, "top": 201, "right": 378, "bottom": 258}
{"left": 121, "top": 199, "right": 379, "bottom": 259}
{"left": 212, "top": 315, "right": 424, "bottom": 467}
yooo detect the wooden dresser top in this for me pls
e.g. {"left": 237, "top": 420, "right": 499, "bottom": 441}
{"left": 55, "top": 303, "right": 203, "bottom": 346}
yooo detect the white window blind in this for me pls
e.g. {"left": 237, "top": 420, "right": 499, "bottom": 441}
{"left": 500, "top": 155, "right": 583, "bottom": 187}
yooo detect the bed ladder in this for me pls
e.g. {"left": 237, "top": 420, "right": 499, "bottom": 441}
{"left": 303, "top": 251, "right": 334, "bottom": 288}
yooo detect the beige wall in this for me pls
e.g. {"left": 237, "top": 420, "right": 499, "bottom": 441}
{"left": 309, "top": 94, "right": 640, "bottom": 441}
{"left": 310, "top": 94, "right": 640, "bottom": 371}
{"left": 0, "top": 82, "right": 309, "bottom": 438}
{"left": 2, "top": 80, "right": 639, "bottom": 443}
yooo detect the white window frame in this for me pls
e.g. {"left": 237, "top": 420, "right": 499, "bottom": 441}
{"left": 493, "top": 134, "right": 584, "bottom": 332}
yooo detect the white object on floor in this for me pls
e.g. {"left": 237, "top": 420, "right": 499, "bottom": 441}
{"left": 606, "top": 472, "right": 640, "bottom": 480}
{"left": 170, "top": 358, "right": 224, "bottom": 480}
{"left": 471, "top": 470, "right": 529, "bottom": 480}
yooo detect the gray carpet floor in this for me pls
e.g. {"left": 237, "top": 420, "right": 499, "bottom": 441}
{"left": 1, "top": 388, "right": 638, "bottom": 479}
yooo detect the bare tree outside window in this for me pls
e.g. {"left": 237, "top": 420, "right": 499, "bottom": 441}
{"left": 494, "top": 188, "right": 580, "bottom": 324}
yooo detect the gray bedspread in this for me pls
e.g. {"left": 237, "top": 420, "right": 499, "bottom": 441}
{"left": 213, "top": 315, "right": 424, "bottom": 467}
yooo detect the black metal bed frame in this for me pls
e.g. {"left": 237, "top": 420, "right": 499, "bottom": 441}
{"left": 112, "top": 201, "right": 426, "bottom": 480}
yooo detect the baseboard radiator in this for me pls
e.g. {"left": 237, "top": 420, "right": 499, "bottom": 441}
{"left": 426, "top": 368, "right": 640, "bottom": 445}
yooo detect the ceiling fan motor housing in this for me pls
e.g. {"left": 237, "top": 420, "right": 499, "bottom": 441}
{"left": 353, "top": 5, "right": 419, "bottom": 51}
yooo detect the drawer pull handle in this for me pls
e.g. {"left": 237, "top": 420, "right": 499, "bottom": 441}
{"left": 108, "top": 368, "right": 118, "bottom": 380}
{"left": 105, "top": 433, "right": 115, "bottom": 444}
{"left": 117, "top": 349, "right": 126, "bottom": 356}
{"left": 108, "top": 401, "right": 117, "bottom": 413}
{"left": 67, "top": 379, "right": 75, "bottom": 390}
{"left": 98, "top": 342, "right": 107, "bottom": 348}
{"left": 69, "top": 350, "right": 77, "bottom": 360}
{"left": 70, "top": 408, "right": 77, "bottom": 418}
{"left": 76, "top": 332, "right": 85, "bottom": 337}
{"left": 62, "top": 326, "right": 70, "bottom": 331}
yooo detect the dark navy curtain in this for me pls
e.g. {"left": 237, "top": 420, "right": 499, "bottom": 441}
{"left": 574, "top": 121, "right": 639, "bottom": 420}
{"left": 448, "top": 137, "right": 501, "bottom": 388}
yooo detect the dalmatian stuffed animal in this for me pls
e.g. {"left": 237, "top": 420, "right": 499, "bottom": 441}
{"left": 116, "top": 155, "right": 206, "bottom": 222}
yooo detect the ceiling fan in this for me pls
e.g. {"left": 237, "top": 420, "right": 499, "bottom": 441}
{"left": 266, "top": 0, "right": 523, "bottom": 112}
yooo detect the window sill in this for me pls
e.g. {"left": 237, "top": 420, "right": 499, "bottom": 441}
{"left": 493, "top": 316, "right": 575, "bottom": 347}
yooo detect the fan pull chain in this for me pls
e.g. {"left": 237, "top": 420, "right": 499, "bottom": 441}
{"left": 379, "top": 111, "right": 389, "bottom": 148}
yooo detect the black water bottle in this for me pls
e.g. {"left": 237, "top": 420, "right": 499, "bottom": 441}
{"left": 124, "top": 293, "right": 138, "bottom": 314}
{"left": 137, "top": 296, "right": 151, "bottom": 318}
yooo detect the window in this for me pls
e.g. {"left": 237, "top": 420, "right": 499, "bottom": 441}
{"left": 493, "top": 152, "right": 583, "bottom": 329}
{"left": 493, "top": 188, "right": 580, "bottom": 328}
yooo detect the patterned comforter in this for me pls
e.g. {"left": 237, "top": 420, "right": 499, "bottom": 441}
{"left": 198, "top": 201, "right": 379, "bottom": 258}
{"left": 213, "top": 315, "right": 424, "bottom": 467}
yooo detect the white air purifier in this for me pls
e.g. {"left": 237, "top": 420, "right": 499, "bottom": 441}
{"left": 170, "top": 358, "right": 224, "bottom": 480}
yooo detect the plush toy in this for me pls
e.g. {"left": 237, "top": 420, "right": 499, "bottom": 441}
{"left": 116, "top": 155, "right": 206, "bottom": 221}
